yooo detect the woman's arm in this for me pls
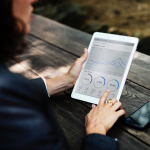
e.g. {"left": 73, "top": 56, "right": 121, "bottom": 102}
{"left": 81, "top": 91, "right": 125, "bottom": 150}
{"left": 45, "top": 48, "right": 88, "bottom": 96}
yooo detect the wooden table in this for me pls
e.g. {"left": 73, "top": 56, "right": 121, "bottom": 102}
{"left": 8, "top": 14, "right": 150, "bottom": 150}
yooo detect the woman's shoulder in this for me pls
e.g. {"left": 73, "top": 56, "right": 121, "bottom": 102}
{"left": 0, "top": 63, "right": 30, "bottom": 89}
{"left": 0, "top": 63, "right": 43, "bottom": 104}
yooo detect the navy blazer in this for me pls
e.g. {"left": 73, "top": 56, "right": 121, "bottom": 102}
{"left": 0, "top": 63, "right": 117, "bottom": 150}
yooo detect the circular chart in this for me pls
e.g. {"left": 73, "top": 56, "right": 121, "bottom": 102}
{"left": 93, "top": 76, "right": 105, "bottom": 88}
{"left": 81, "top": 74, "right": 92, "bottom": 85}
{"left": 107, "top": 79, "right": 119, "bottom": 92}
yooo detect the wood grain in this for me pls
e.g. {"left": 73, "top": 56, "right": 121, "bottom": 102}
{"left": 50, "top": 92, "right": 150, "bottom": 150}
{"left": 30, "top": 14, "right": 90, "bottom": 56}
{"left": 66, "top": 80, "right": 150, "bottom": 145}
{"left": 18, "top": 35, "right": 150, "bottom": 145}
{"left": 6, "top": 14, "right": 150, "bottom": 150}
{"left": 9, "top": 58, "right": 150, "bottom": 149}
{"left": 30, "top": 14, "right": 150, "bottom": 89}
{"left": 25, "top": 34, "right": 150, "bottom": 89}
{"left": 127, "top": 63, "right": 150, "bottom": 89}
{"left": 133, "top": 51, "right": 150, "bottom": 71}
{"left": 22, "top": 35, "right": 77, "bottom": 78}
{"left": 6, "top": 60, "right": 39, "bottom": 79}
{"left": 30, "top": 14, "right": 150, "bottom": 71}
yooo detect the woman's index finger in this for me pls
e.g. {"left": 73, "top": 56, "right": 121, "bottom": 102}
{"left": 98, "top": 90, "right": 110, "bottom": 107}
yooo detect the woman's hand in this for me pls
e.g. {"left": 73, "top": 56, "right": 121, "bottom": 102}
{"left": 66, "top": 48, "right": 88, "bottom": 86}
{"left": 85, "top": 91, "right": 126, "bottom": 135}
{"left": 45, "top": 48, "right": 88, "bottom": 96}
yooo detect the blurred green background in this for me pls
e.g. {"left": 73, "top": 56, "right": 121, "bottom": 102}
{"left": 33, "top": 0, "right": 150, "bottom": 55}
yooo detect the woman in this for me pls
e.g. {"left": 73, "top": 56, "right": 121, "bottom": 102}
{"left": 0, "top": 0, "right": 125, "bottom": 150}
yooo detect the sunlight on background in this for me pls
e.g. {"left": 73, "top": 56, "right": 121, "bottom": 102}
{"left": 33, "top": 0, "right": 150, "bottom": 56}
{"left": 9, "top": 59, "right": 71, "bottom": 79}
{"left": 39, "top": 66, "right": 70, "bottom": 78}
{"left": 9, "top": 62, "right": 28, "bottom": 73}
{"left": 9, "top": 60, "right": 38, "bottom": 79}
{"left": 133, "top": 52, "right": 140, "bottom": 60}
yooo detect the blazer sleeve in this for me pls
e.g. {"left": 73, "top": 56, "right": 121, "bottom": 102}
{"left": 0, "top": 71, "right": 117, "bottom": 150}
{"left": 0, "top": 74, "right": 69, "bottom": 150}
{"left": 81, "top": 134, "right": 117, "bottom": 150}
{"left": 30, "top": 78, "right": 118, "bottom": 150}
{"left": 30, "top": 78, "right": 49, "bottom": 98}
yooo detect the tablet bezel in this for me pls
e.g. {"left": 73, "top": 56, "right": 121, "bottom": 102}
{"left": 71, "top": 32, "right": 139, "bottom": 104}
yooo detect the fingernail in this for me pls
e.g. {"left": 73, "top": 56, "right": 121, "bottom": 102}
{"left": 92, "top": 104, "right": 96, "bottom": 109}
{"left": 107, "top": 90, "right": 110, "bottom": 92}
{"left": 84, "top": 48, "right": 86, "bottom": 53}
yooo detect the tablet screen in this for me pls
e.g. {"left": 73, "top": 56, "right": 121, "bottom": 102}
{"left": 75, "top": 38, "right": 134, "bottom": 100}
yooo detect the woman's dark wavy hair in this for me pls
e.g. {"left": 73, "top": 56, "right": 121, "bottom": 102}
{"left": 0, "top": 0, "right": 27, "bottom": 63}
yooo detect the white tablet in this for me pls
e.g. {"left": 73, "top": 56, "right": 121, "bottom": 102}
{"left": 71, "top": 32, "right": 139, "bottom": 104}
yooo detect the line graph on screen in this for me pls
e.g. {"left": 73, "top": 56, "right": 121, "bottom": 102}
{"left": 84, "top": 47, "right": 131, "bottom": 76}
{"left": 87, "top": 58, "right": 127, "bottom": 69}
{"left": 85, "top": 54, "right": 129, "bottom": 76}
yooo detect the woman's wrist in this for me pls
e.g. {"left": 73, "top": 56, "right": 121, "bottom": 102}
{"left": 86, "top": 124, "right": 107, "bottom": 136}
{"left": 65, "top": 73, "right": 75, "bottom": 88}
{"left": 63, "top": 73, "right": 74, "bottom": 89}
{"left": 45, "top": 74, "right": 74, "bottom": 96}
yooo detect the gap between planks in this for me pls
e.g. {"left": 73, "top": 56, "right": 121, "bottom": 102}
{"left": 9, "top": 59, "right": 150, "bottom": 147}
{"left": 29, "top": 33, "right": 81, "bottom": 58}
{"left": 27, "top": 33, "right": 150, "bottom": 91}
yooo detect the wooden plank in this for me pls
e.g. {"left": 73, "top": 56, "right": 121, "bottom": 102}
{"left": 117, "top": 80, "right": 150, "bottom": 145}
{"left": 25, "top": 34, "right": 150, "bottom": 90}
{"left": 66, "top": 80, "right": 150, "bottom": 145}
{"left": 6, "top": 60, "right": 39, "bottom": 79}
{"left": 133, "top": 52, "right": 150, "bottom": 71}
{"left": 50, "top": 92, "right": 150, "bottom": 150}
{"left": 27, "top": 33, "right": 150, "bottom": 91}
{"left": 30, "top": 14, "right": 150, "bottom": 89}
{"left": 7, "top": 28, "right": 150, "bottom": 148}
{"left": 127, "top": 63, "right": 150, "bottom": 89}
{"left": 20, "top": 35, "right": 77, "bottom": 78}
{"left": 9, "top": 41, "right": 150, "bottom": 149}
{"left": 30, "top": 14, "right": 90, "bottom": 56}
{"left": 30, "top": 14, "right": 150, "bottom": 71}
{"left": 9, "top": 57, "right": 150, "bottom": 149}
{"left": 21, "top": 35, "right": 150, "bottom": 145}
